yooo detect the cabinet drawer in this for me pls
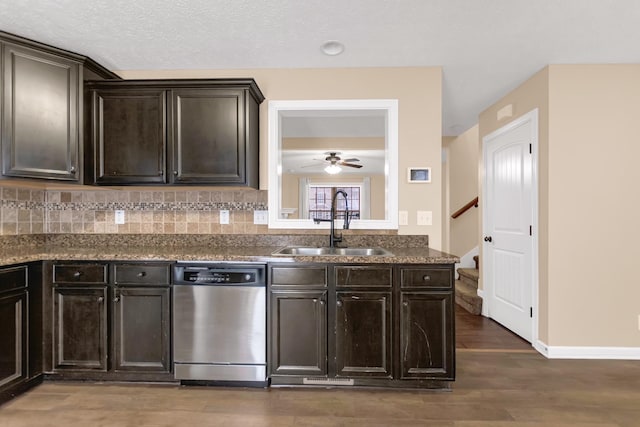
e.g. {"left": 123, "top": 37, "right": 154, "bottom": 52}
{"left": 53, "top": 264, "right": 108, "bottom": 285}
{"left": 113, "top": 263, "right": 170, "bottom": 285}
{"left": 0, "top": 266, "right": 28, "bottom": 293}
{"left": 335, "top": 266, "right": 392, "bottom": 288}
{"left": 270, "top": 266, "right": 327, "bottom": 287}
{"left": 400, "top": 267, "right": 452, "bottom": 289}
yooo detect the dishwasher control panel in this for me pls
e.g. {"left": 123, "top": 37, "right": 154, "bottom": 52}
{"left": 174, "top": 264, "right": 265, "bottom": 286}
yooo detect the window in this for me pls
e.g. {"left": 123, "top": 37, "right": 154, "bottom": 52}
{"left": 308, "top": 186, "right": 361, "bottom": 220}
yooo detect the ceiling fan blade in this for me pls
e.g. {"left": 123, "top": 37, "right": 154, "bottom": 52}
{"left": 342, "top": 158, "right": 360, "bottom": 162}
{"left": 340, "top": 162, "right": 363, "bottom": 168}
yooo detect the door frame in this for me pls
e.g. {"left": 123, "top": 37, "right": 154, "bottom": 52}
{"left": 481, "top": 108, "right": 539, "bottom": 348}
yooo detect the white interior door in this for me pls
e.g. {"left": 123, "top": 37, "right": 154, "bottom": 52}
{"left": 482, "top": 109, "right": 537, "bottom": 342}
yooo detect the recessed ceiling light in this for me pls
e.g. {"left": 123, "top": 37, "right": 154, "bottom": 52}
{"left": 321, "top": 40, "right": 345, "bottom": 56}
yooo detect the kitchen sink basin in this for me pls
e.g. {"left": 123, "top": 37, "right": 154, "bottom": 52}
{"left": 272, "top": 246, "right": 394, "bottom": 256}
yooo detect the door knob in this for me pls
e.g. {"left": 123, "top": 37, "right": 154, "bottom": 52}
{"left": 484, "top": 236, "right": 493, "bottom": 242}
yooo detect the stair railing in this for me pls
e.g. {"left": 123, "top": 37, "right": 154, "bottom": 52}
{"left": 451, "top": 196, "right": 478, "bottom": 219}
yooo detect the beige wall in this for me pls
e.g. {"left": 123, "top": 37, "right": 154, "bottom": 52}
{"left": 546, "top": 64, "right": 640, "bottom": 347}
{"left": 446, "top": 125, "right": 479, "bottom": 258}
{"left": 118, "top": 68, "right": 444, "bottom": 248}
{"left": 481, "top": 64, "right": 640, "bottom": 348}
{"left": 479, "top": 67, "right": 550, "bottom": 343}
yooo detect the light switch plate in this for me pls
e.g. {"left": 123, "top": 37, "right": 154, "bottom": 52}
{"left": 398, "top": 211, "right": 408, "bottom": 226}
{"left": 417, "top": 210, "right": 432, "bottom": 226}
{"left": 114, "top": 210, "right": 125, "bottom": 224}
{"left": 253, "top": 210, "right": 268, "bottom": 224}
{"left": 219, "top": 210, "right": 230, "bottom": 225}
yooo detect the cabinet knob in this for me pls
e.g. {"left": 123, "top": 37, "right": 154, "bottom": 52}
{"left": 337, "top": 301, "right": 343, "bottom": 307}
{"left": 73, "top": 271, "right": 83, "bottom": 278}
{"left": 173, "top": 171, "right": 178, "bottom": 176}
{"left": 70, "top": 166, "right": 76, "bottom": 173}
{"left": 423, "top": 275, "right": 431, "bottom": 282}
{"left": 158, "top": 170, "right": 164, "bottom": 175}
{"left": 137, "top": 271, "right": 147, "bottom": 278}
{"left": 97, "top": 296, "right": 104, "bottom": 303}
{"left": 319, "top": 300, "right": 325, "bottom": 306}
{"left": 113, "top": 296, "right": 120, "bottom": 303}
{"left": 403, "top": 301, "right": 408, "bottom": 307}
{"left": 112, "top": 171, "right": 118, "bottom": 175}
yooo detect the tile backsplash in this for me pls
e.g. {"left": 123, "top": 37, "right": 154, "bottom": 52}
{"left": 1, "top": 186, "right": 271, "bottom": 235}
{"left": 0, "top": 187, "right": 46, "bottom": 235}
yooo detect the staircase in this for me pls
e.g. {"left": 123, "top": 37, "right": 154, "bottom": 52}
{"left": 455, "top": 255, "right": 482, "bottom": 315}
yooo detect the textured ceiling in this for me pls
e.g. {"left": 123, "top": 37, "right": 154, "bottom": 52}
{"left": 1, "top": 0, "right": 639, "bottom": 135}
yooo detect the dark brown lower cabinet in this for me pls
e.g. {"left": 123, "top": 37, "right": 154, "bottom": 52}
{"left": 0, "top": 264, "right": 42, "bottom": 405}
{"left": 400, "top": 292, "right": 454, "bottom": 380}
{"left": 0, "top": 291, "right": 28, "bottom": 388}
{"left": 53, "top": 287, "right": 108, "bottom": 370}
{"left": 335, "top": 292, "right": 392, "bottom": 378}
{"left": 47, "top": 261, "right": 172, "bottom": 380}
{"left": 268, "top": 263, "right": 455, "bottom": 388}
{"left": 113, "top": 287, "right": 170, "bottom": 372}
{"left": 270, "top": 290, "right": 327, "bottom": 376}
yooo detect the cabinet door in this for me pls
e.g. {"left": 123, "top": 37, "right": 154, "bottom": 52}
{"left": 0, "top": 291, "right": 27, "bottom": 389}
{"left": 400, "top": 292, "right": 454, "bottom": 380}
{"left": 2, "top": 42, "right": 79, "bottom": 180}
{"left": 270, "top": 290, "right": 327, "bottom": 376}
{"left": 53, "top": 287, "right": 108, "bottom": 371}
{"left": 112, "top": 287, "right": 170, "bottom": 373}
{"left": 170, "top": 88, "right": 247, "bottom": 184}
{"left": 92, "top": 89, "right": 167, "bottom": 184}
{"left": 335, "top": 292, "right": 392, "bottom": 378}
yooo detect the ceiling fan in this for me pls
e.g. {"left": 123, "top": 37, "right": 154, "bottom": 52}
{"left": 322, "top": 152, "right": 363, "bottom": 169}
{"left": 299, "top": 152, "right": 363, "bottom": 174}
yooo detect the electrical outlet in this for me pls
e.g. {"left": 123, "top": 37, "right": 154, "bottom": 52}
{"left": 399, "top": 211, "right": 408, "bottom": 226}
{"left": 253, "top": 210, "right": 268, "bottom": 224}
{"left": 114, "top": 210, "right": 125, "bottom": 224}
{"left": 219, "top": 210, "right": 230, "bottom": 225}
{"left": 417, "top": 210, "right": 432, "bottom": 226}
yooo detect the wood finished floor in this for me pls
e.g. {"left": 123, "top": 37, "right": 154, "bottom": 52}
{"left": 455, "top": 307, "right": 533, "bottom": 351}
{"left": 2, "top": 309, "right": 638, "bottom": 426}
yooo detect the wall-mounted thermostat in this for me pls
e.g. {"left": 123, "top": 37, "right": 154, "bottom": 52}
{"left": 408, "top": 167, "right": 431, "bottom": 183}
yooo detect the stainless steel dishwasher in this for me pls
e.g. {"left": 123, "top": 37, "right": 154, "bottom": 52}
{"left": 173, "top": 263, "right": 267, "bottom": 386}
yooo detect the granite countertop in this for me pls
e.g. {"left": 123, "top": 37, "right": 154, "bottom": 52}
{"left": 0, "top": 244, "right": 459, "bottom": 267}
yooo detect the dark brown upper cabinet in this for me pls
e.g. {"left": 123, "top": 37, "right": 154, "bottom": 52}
{"left": 87, "top": 79, "right": 264, "bottom": 187}
{"left": 0, "top": 31, "right": 119, "bottom": 182}
{"left": 91, "top": 89, "right": 167, "bottom": 184}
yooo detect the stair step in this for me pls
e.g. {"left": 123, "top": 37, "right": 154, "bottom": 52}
{"left": 455, "top": 280, "right": 482, "bottom": 315}
{"left": 457, "top": 268, "right": 479, "bottom": 288}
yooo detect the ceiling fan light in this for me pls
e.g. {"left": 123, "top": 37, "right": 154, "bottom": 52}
{"left": 324, "top": 164, "right": 342, "bottom": 174}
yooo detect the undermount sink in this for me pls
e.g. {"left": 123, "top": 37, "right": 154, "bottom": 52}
{"left": 272, "top": 246, "right": 394, "bottom": 257}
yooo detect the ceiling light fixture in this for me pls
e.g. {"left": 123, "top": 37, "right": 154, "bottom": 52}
{"left": 321, "top": 40, "right": 345, "bottom": 56}
{"left": 324, "top": 164, "right": 342, "bottom": 174}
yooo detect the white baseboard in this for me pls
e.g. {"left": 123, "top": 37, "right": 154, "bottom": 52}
{"left": 535, "top": 341, "right": 640, "bottom": 360}
{"left": 476, "top": 288, "right": 489, "bottom": 317}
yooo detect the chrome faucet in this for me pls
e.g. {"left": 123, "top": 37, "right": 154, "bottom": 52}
{"left": 313, "top": 190, "right": 350, "bottom": 248}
